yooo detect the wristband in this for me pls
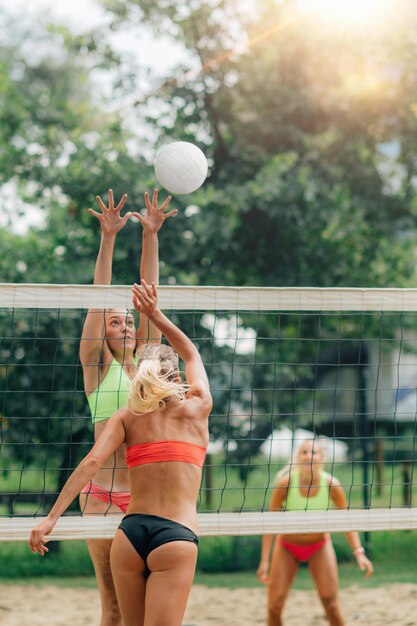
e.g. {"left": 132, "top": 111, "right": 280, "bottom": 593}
{"left": 353, "top": 546, "right": 365, "bottom": 556}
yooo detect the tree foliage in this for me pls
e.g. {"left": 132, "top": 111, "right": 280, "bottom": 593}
{"left": 2, "top": 0, "right": 417, "bottom": 487}
{"left": 99, "top": 0, "right": 417, "bottom": 462}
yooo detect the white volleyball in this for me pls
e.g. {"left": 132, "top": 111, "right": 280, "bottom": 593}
{"left": 154, "top": 141, "right": 208, "bottom": 195}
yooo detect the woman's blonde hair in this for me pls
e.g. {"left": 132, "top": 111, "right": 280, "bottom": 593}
{"left": 274, "top": 437, "right": 324, "bottom": 484}
{"left": 128, "top": 344, "right": 187, "bottom": 414}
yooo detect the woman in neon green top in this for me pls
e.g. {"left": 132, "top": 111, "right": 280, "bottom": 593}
{"left": 258, "top": 438, "right": 373, "bottom": 626}
{"left": 79, "top": 188, "right": 176, "bottom": 626}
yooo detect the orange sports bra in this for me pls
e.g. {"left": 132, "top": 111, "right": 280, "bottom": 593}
{"left": 126, "top": 440, "right": 207, "bottom": 469}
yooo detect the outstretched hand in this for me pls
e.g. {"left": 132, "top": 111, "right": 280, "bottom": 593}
{"left": 88, "top": 189, "right": 132, "bottom": 235}
{"left": 132, "top": 189, "right": 177, "bottom": 233}
{"left": 132, "top": 279, "right": 158, "bottom": 319}
{"left": 29, "top": 517, "right": 56, "bottom": 556}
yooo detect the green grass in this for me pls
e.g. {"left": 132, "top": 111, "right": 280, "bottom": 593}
{"left": 0, "top": 459, "right": 416, "bottom": 586}
{"left": 0, "top": 541, "right": 94, "bottom": 578}
{"left": 0, "top": 576, "right": 98, "bottom": 588}
{"left": 1, "top": 458, "right": 415, "bottom": 515}
{"left": 1, "top": 530, "right": 417, "bottom": 586}
{"left": 1, "top": 561, "right": 416, "bottom": 591}
{"left": 198, "top": 459, "right": 416, "bottom": 512}
{"left": 195, "top": 559, "right": 417, "bottom": 589}
{"left": 0, "top": 468, "right": 57, "bottom": 492}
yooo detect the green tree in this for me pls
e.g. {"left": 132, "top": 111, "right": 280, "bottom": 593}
{"left": 3, "top": 0, "right": 417, "bottom": 493}
{"left": 0, "top": 13, "right": 154, "bottom": 507}
{"left": 99, "top": 0, "right": 417, "bottom": 462}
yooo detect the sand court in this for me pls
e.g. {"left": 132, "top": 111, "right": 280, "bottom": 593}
{"left": 0, "top": 582, "right": 416, "bottom": 625}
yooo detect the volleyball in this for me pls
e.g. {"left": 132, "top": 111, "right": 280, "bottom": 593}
{"left": 154, "top": 141, "right": 208, "bottom": 195}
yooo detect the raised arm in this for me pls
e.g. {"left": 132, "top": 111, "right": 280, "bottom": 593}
{"left": 330, "top": 479, "right": 374, "bottom": 578}
{"left": 132, "top": 280, "right": 211, "bottom": 407}
{"left": 80, "top": 190, "right": 132, "bottom": 368}
{"left": 132, "top": 189, "right": 176, "bottom": 349}
{"left": 29, "top": 412, "right": 126, "bottom": 555}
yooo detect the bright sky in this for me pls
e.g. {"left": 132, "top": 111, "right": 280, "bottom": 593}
{"left": 305, "top": 0, "right": 393, "bottom": 24}
{"left": 1, "top": 0, "right": 398, "bottom": 237}
{"left": 0, "top": 0, "right": 192, "bottom": 235}
{"left": 1, "top": 0, "right": 188, "bottom": 74}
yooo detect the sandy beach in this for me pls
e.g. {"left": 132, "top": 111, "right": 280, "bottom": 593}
{"left": 0, "top": 582, "right": 416, "bottom": 625}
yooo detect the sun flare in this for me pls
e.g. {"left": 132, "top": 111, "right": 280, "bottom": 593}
{"left": 304, "top": 0, "right": 393, "bottom": 25}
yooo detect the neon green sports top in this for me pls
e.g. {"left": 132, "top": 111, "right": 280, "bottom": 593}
{"left": 284, "top": 470, "right": 331, "bottom": 511}
{"left": 88, "top": 358, "right": 137, "bottom": 424}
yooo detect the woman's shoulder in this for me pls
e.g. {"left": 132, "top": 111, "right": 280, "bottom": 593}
{"left": 182, "top": 393, "right": 212, "bottom": 419}
{"left": 111, "top": 406, "right": 131, "bottom": 421}
{"left": 322, "top": 471, "right": 341, "bottom": 488}
{"left": 273, "top": 471, "right": 291, "bottom": 488}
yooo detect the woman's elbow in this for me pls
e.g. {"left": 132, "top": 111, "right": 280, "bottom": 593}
{"left": 81, "top": 456, "right": 101, "bottom": 475}
{"left": 206, "top": 394, "right": 213, "bottom": 412}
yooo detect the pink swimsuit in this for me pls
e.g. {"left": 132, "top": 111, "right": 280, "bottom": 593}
{"left": 280, "top": 537, "right": 328, "bottom": 562}
{"left": 81, "top": 441, "right": 206, "bottom": 513}
{"left": 81, "top": 482, "right": 131, "bottom": 513}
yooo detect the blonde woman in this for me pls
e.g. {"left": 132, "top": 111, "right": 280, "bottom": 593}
{"left": 80, "top": 188, "right": 175, "bottom": 626}
{"left": 30, "top": 280, "right": 212, "bottom": 626}
{"left": 257, "top": 438, "right": 373, "bottom": 626}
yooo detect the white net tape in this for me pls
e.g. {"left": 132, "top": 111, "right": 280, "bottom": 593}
{"left": 4, "top": 509, "right": 417, "bottom": 541}
{"left": 2, "top": 283, "right": 417, "bottom": 311}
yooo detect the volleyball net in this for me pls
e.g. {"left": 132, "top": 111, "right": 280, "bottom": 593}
{"left": 1, "top": 283, "right": 417, "bottom": 540}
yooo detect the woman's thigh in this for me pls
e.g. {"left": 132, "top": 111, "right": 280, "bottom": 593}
{"left": 144, "top": 541, "right": 198, "bottom": 626}
{"left": 268, "top": 540, "right": 299, "bottom": 604}
{"left": 110, "top": 530, "right": 147, "bottom": 626}
{"left": 308, "top": 539, "right": 339, "bottom": 597}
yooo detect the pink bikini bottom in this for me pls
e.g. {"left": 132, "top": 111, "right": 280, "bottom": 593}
{"left": 280, "top": 537, "right": 328, "bottom": 562}
{"left": 81, "top": 482, "right": 131, "bottom": 513}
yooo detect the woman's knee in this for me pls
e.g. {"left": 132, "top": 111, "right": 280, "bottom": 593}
{"left": 268, "top": 592, "right": 286, "bottom": 617}
{"left": 104, "top": 597, "right": 121, "bottom": 620}
{"left": 320, "top": 593, "right": 341, "bottom": 618}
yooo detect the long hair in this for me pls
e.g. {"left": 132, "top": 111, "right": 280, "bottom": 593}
{"left": 128, "top": 344, "right": 187, "bottom": 414}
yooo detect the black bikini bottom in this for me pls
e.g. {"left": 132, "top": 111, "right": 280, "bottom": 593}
{"left": 118, "top": 513, "right": 199, "bottom": 573}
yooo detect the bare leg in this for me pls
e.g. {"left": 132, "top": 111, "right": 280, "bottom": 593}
{"left": 267, "top": 540, "right": 299, "bottom": 626}
{"left": 80, "top": 494, "right": 123, "bottom": 626}
{"left": 308, "top": 539, "right": 345, "bottom": 626}
{"left": 110, "top": 530, "right": 147, "bottom": 626}
{"left": 144, "top": 541, "right": 198, "bottom": 626}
